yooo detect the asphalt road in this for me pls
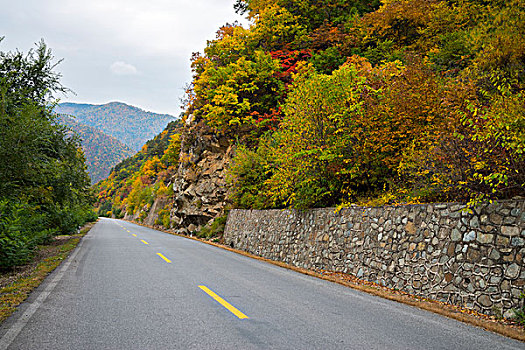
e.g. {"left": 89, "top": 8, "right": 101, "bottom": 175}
{"left": 0, "top": 218, "right": 523, "bottom": 349}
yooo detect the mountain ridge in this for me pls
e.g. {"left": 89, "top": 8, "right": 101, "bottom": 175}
{"left": 55, "top": 101, "right": 177, "bottom": 151}
{"left": 58, "top": 115, "right": 134, "bottom": 184}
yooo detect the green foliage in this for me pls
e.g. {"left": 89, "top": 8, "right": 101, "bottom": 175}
{"left": 97, "top": 201, "right": 112, "bottom": 217}
{"left": 155, "top": 207, "right": 171, "bottom": 228}
{"left": 48, "top": 203, "right": 97, "bottom": 235}
{"left": 231, "top": 1, "right": 524, "bottom": 208}
{"left": 428, "top": 31, "right": 471, "bottom": 73}
{"left": 196, "top": 215, "right": 228, "bottom": 239}
{"left": 513, "top": 291, "right": 525, "bottom": 326}
{"left": 357, "top": 40, "right": 403, "bottom": 66}
{"left": 0, "top": 40, "right": 95, "bottom": 268}
{"left": 249, "top": 4, "right": 309, "bottom": 51}
{"left": 111, "top": 206, "right": 123, "bottom": 219}
{"left": 193, "top": 50, "right": 283, "bottom": 133}
{"left": 265, "top": 63, "right": 369, "bottom": 208}
{"left": 0, "top": 39, "right": 68, "bottom": 112}
{"left": 0, "top": 43, "right": 93, "bottom": 209}
{"left": 227, "top": 143, "right": 273, "bottom": 209}
{"left": 310, "top": 46, "right": 346, "bottom": 74}
{"left": 237, "top": 0, "right": 380, "bottom": 29}
{"left": 456, "top": 90, "right": 524, "bottom": 203}
{"left": 466, "top": 1, "right": 525, "bottom": 94}
{"left": 160, "top": 133, "right": 181, "bottom": 167}
{"left": 0, "top": 199, "right": 56, "bottom": 269}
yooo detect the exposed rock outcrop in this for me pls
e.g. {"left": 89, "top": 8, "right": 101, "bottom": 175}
{"left": 127, "top": 118, "right": 233, "bottom": 234}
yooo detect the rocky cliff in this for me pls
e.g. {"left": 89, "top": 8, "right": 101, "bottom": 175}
{"left": 124, "top": 117, "right": 233, "bottom": 234}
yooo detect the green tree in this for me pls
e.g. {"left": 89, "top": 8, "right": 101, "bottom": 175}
{"left": 0, "top": 38, "right": 69, "bottom": 113}
{"left": 192, "top": 50, "right": 282, "bottom": 134}
{"left": 0, "top": 39, "right": 94, "bottom": 241}
{"left": 264, "top": 62, "right": 371, "bottom": 208}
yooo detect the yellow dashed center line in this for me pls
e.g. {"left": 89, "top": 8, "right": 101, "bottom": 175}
{"left": 141, "top": 240, "right": 149, "bottom": 245}
{"left": 132, "top": 234, "right": 137, "bottom": 237}
{"left": 198, "top": 285, "right": 249, "bottom": 319}
{"left": 157, "top": 253, "right": 172, "bottom": 263}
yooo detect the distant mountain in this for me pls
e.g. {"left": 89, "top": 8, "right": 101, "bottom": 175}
{"left": 55, "top": 102, "right": 177, "bottom": 151}
{"left": 59, "top": 116, "right": 134, "bottom": 184}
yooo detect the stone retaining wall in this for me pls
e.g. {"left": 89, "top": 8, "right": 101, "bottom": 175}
{"left": 223, "top": 200, "right": 525, "bottom": 317}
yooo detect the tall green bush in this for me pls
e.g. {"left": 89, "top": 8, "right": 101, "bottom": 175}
{"left": 0, "top": 40, "right": 96, "bottom": 268}
{"left": 0, "top": 199, "right": 56, "bottom": 269}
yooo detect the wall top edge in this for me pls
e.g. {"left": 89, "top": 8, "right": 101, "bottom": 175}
{"left": 229, "top": 198, "right": 524, "bottom": 214}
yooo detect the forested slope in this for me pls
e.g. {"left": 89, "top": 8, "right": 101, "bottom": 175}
{"left": 58, "top": 116, "right": 134, "bottom": 183}
{"left": 55, "top": 102, "right": 176, "bottom": 151}
{"left": 94, "top": 120, "right": 182, "bottom": 218}
{"left": 96, "top": 0, "right": 524, "bottom": 236}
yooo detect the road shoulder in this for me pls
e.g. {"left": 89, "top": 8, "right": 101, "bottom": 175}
{"left": 0, "top": 221, "right": 96, "bottom": 325}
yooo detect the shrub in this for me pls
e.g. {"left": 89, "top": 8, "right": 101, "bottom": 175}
{"left": 155, "top": 208, "right": 171, "bottom": 229}
{"left": 196, "top": 215, "right": 228, "bottom": 239}
{"left": 48, "top": 204, "right": 96, "bottom": 235}
{"left": 97, "top": 201, "right": 112, "bottom": 217}
{"left": 226, "top": 143, "right": 273, "bottom": 209}
{"left": 0, "top": 199, "right": 57, "bottom": 269}
{"left": 84, "top": 208, "right": 99, "bottom": 223}
{"left": 513, "top": 292, "right": 525, "bottom": 326}
{"left": 112, "top": 207, "right": 123, "bottom": 219}
{"left": 139, "top": 210, "right": 148, "bottom": 222}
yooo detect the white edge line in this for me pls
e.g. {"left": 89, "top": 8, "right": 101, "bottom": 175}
{"left": 0, "top": 235, "right": 86, "bottom": 349}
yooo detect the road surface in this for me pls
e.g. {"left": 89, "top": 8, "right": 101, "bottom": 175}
{"left": 0, "top": 218, "right": 523, "bottom": 349}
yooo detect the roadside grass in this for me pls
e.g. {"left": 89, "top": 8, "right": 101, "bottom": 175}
{"left": 0, "top": 222, "right": 96, "bottom": 324}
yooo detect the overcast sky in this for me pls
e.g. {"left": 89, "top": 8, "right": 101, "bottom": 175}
{"left": 0, "top": 0, "right": 248, "bottom": 116}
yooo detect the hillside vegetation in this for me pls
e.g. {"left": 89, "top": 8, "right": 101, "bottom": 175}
{"left": 96, "top": 0, "right": 524, "bottom": 231}
{"left": 59, "top": 116, "right": 134, "bottom": 183}
{"left": 55, "top": 102, "right": 176, "bottom": 151}
{"left": 0, "top": 40, "right": 96, "bottom": 268}
{"left": 95, "top": 120, "right": 182, "bottom": 219}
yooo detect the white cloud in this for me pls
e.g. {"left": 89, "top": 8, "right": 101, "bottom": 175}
{"left": 110, "top": 61, "right": 138, "bottom": 75}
